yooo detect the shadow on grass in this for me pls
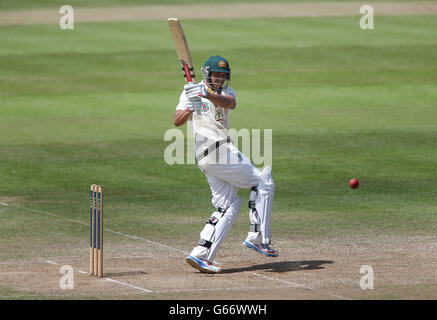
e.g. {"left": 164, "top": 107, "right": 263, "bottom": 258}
{"left": 222, "top": 260, "right": 334, "bottom": 274}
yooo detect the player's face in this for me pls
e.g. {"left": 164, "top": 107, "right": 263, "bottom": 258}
{"left": 210, "top": 72, "right": 227, "bottom": 89}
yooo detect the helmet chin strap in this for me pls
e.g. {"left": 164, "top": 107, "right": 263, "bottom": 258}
{"left": 201, "top": 67, "right": 229, "bottom": 94}
{"left": 206, "top": 79, "right": 223, "bottom": 94}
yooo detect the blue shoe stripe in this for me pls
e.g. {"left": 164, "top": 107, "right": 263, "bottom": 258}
{"left": 187, "top": 255, "right": 220, "bottom": 273}
{"left": 244, "top": 241, "right": 277, "bottom": 257}
{"left": 188, "top": 255, "right": 206, "bottom": 267}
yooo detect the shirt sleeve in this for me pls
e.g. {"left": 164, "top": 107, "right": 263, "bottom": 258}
{"left": 175, "top": 90, "right": 188, "bottom": 111}
{"left": 223, "top": 85, "right": 237, "bottom": 108}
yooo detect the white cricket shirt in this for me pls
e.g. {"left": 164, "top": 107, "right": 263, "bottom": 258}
{"left": 176, "top": 81, "right": 237, "bottom": 170}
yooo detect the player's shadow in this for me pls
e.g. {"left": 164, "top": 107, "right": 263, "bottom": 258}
{"left": 222, "top": 260, "right": 334, "bottom": 274}
{"left": 104, "top": 271, "right": 148, "bottom": 277}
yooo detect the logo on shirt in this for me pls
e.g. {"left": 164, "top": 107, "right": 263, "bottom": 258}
{"left": 201, "top": 103, "right": 209, "bottom": 112}
{"left": 215, "top": 110, "right": 223, "bottom": 121}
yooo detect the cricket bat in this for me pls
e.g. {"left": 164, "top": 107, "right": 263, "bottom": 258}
{"left": 167, "top": 18, "right": 200, "bottom": 115}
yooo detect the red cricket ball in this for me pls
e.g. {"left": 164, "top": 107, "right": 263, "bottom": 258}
{"left": 349, "top": 178, "right": 359, "bottom": 189}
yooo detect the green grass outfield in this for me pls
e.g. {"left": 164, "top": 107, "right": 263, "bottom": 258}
{"left": 0, "top": 0, "right": 425, "bottom": 10}
{"left": 1, "top": 14, "right": 437, "bottom": 261}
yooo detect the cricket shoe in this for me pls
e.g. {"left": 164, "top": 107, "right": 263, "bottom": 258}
{"left": 186, "top": 255, "right": 221, "bottom": 274}
{"left": 243, "top": 240, "right": 279, "bottom": 257}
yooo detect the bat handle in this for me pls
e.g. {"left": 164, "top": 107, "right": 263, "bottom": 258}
{"left": 188, "top": 80, "right": 201, "bottom": 116}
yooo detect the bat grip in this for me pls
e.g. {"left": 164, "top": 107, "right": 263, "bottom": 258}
{"left": 182, "top": 64, "right": 200, "bottom": 116}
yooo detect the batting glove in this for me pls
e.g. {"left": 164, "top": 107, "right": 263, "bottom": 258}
{"left": 184, "top": 83, "right": 209, "bottom": 99}
{"left": 185, "top": 98, "right": 203, "bottom": 113}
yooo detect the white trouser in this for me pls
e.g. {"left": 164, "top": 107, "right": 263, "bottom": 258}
{"left": 190, "top": 145, "right": 275, "bottom": 262}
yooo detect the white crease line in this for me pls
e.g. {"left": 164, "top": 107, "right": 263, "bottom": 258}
{"left": 104, "top": 278, "right": 153, "bottom": 293}
{"left": 1, "top": 292, "right": 148, "bottom": 298}
{"left": 16, "top": 204, "right": 346, "bottom": 299}
{"left": 43, "top": 260, "right": 153, "bottom": 293}
{"left": 16, "top": 205, "right": 189, "bottom": 255}
{"left": 0, "top": 255, "right": 151, "bottom": 266}
{"left": 104, "top": 229, "right": 189, "bottom": 256}
{"left": 0, "top": 256, "right": 83, "bottom": 265}
{"left": 154, "top": 285, "right": 294, "bottom": 294}
{"left": 77, "top": 270, "right": 89, "bottom": 274}
{"left": 252, "top": 272, "right": 353, "bottom": 300}
{"left": 252, "top": 272, "right": 313, "bottom": 290}
{"left": 329, "top": 293, "right": 354, "bottom": 300}
{"left": 19, "top": 206, "right": 88, "bottom": 226}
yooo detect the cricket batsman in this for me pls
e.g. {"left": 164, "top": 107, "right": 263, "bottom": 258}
{"left": 173, "top": 56, "right": 278, "bottom": 274}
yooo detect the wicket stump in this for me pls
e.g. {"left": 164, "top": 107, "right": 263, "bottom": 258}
{"left": 90, "top": 184, "right": 103, "bottom": 277}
